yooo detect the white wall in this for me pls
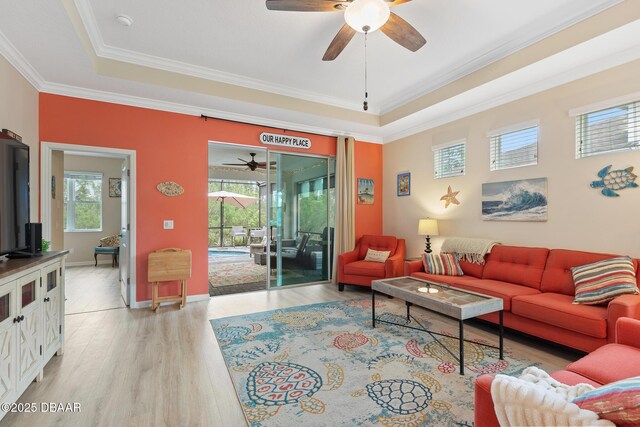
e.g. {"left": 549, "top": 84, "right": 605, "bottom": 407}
{"left": 383, "top": 59, "right": 640, "bottom": 258}
{"left": 0, "top": 55, "right": 38, "bottom": 222}
{"left": 63, "top": 155, "right": 122, "bottom": 264}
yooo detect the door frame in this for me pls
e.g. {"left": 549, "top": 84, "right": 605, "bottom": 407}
{"left": 266, "top": 150, "right": 335, "bottom": 290}
{"left": 40, "top": 142, "right": 138, "bottom": 308}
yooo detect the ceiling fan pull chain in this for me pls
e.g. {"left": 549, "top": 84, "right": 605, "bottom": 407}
{"left": 363, "top": 30, "right": 369, "bottom": 111}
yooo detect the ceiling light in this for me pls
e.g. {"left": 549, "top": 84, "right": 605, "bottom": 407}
{"left": 116, "top": 15, "right": 133, "bottom": 27}
{"left": 344, "top": 0, "right": 390, "bottom": 33}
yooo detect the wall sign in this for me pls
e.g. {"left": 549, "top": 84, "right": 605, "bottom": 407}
{"left": 260, "top": 132, "right": 311, "bottom": 150}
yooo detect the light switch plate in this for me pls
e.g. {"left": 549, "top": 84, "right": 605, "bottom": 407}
{"left": 163, "top": 220, "right": 174, "bottom": 230}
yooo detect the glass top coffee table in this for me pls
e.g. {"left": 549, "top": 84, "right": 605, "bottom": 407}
{"left": 371, "top": 276, "right": 504, "bottom": 375}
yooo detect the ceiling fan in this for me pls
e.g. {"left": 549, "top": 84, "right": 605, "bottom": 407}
{"left": 265, "top": 0, "right": 426, "bottom": 61}
{"left": 223, "top": 153, "right": 271, "bottom": 171}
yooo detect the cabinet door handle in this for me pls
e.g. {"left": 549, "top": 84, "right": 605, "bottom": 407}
{"left": 13, "top": 317, "right": 18, "bottom": 323}
{"left": 19, "top": 315, "right": 24, "bottom": 322}
{"left": 44, "top": 297, "right": 50, "bottom": 302}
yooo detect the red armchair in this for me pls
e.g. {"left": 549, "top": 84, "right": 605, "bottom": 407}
{"left": 337, "top": 235, "right": 406, "bottom": 291}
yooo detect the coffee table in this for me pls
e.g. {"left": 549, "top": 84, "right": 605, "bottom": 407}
{"left": 371, "top": 276, "right": 504, "bottom": 375}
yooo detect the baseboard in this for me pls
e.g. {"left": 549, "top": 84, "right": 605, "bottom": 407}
{"left": 66, "top": 260, "right": 115, "bottom": 267}
{"left": 133, "top": 293, "right": 210, "bottom": 309}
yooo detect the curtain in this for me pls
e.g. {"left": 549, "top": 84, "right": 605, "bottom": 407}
{"left": 333, "top": 136, "right": 355, "bottom": 284}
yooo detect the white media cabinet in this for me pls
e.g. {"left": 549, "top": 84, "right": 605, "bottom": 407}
{"left": 0, "top": 251, "right": 67, "bottom": 421}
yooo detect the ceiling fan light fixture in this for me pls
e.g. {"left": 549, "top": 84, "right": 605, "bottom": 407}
{"left": 344, "top": 0, "right": 390, "bottom": 33}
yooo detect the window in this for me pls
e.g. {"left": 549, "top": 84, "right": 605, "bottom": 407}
{"left": 296, "top": 175, "right": 334, "bottom": 235}
{"left": 64, "top": 172, "right": 103, "bottom": 232}
{"left": 490, "top": 126, "right": 538, "bottom": 171}
{"left": 433, "top": 140, "right": 465, "bottom": 179}
{"left": 575, "top": 100, "right": 640, "bottom": 158}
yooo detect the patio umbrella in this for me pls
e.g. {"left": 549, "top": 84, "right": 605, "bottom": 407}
{"left": 208, "top": 190, "right": 258, "bottom": 246}
{"left": 208, "top": 190, "right": 257, "bottom": 209}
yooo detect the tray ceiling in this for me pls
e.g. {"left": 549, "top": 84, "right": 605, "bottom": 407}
{"left": 0, "top": 0, "right": 638, "bottom": 142}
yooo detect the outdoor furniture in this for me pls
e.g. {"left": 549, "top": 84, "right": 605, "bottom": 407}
{"left": 94, "top": 234, "right": 120, "bottom": 267}
{"left": 250, "top": 226, "right": 266, "bottom": 243}
{"left": 281, "top": 234, "right": 310, "bottom": 268}
{"left": 250, "top": 236, "right": 267, "bottom": 258}
{"left": 231, "top": 226, "right": 247, "bottom": 246}
{"left": 148, "top": 248, "right": 192, "bottom": 312}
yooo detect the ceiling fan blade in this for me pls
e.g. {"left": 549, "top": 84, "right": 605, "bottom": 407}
{"left": 266, "top": 0, "right": 347, "bottom": 12}
{"left": 223, "top": 163, "right": 249, "bottom": 166}
{"left": 380, "top": 12, "right": 426, "bottom": 52}
{"left": 385, "top": 0, "right": 412, "bottom": 5}
{"left": 323, "top": 23, "right": 357, "bottom": 61}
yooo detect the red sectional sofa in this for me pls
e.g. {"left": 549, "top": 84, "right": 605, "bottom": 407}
{"left": 404, "top": 245, "right": 640, "bottom": 353}
{"left": 474, "top": 317, "right": 640, "bottom": 426}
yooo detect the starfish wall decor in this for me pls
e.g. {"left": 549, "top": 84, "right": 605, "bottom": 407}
{"left": 440, "top": 186, "right": 460, "bottom": 208}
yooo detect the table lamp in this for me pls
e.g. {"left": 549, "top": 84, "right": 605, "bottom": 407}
{"left": 418, "top": 218, "right": 439, "bottom": 254}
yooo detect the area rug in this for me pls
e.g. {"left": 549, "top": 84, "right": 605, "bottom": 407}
{"left": 210, "top": 298, "right": 550, "bottom": 427}
{"left": 208, "top": 261, "right": 268, "bottom": 287}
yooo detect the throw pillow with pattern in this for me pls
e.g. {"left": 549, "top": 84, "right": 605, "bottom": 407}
{"left": 573, "top": 376, "right": 640, "bottom": 426}
{"left": 364, "top": 249, "right": 391, "bottom": 263}
{"left": 572, "top": 256, "right": 638, "bottom": 305}
{"left": 422, "top": 253, "right": 463, "bottom": 276}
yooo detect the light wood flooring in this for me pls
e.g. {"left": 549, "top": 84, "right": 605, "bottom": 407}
{"left": 2, "top": 285, "right": 582, "bottom": 427}
{"left": 65, "top": 265, "right": 126, "bottom": 315}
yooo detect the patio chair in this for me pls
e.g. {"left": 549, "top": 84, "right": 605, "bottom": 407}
{"left": 231, "top": 226, "right": 246, "bottom": 246}
{"left": 249, "top": 226, "right": 266, "bottom": 243}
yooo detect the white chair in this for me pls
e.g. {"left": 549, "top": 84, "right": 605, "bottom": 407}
{"left": 250, "top": 227, "right": 266, "bottom": 242}
{"left": 231, "top": 226, "right": 246, "bottom": 246}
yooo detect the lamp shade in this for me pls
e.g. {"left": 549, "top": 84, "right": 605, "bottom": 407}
{"left": 344, "top": 0, "right": 390, "bottom": 33}
{"left": 418, "top": 219, "right": 439, "bottom": 236}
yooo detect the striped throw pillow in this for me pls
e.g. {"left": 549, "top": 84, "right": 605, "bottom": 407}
{"left": 573, "top": 376, "right": 640, "bottom": 426}
{"left": 422, "top": 253, "right": 463, "bottom": 276}
{"left": 572, "top": 257, "right": 639, "bottom": 305}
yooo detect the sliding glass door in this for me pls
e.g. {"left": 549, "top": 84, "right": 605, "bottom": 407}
{"left": 268, "top": 152, "right": 335, "bottom": 288}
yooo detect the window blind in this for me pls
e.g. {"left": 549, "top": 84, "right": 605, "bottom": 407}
{"left": 576, "top": 101, "right": 640, "bottom": 158}
{"left": 433, "top": 142, "right": 465, "bottom": 179}
{"left": 490, "top": 126, "right": 538, "bottom": 171}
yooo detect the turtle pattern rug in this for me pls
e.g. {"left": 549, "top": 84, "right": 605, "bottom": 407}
{"left": 210, "top": 298, "right": 548, "bottom": 427}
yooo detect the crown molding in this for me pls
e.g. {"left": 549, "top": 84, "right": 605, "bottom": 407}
{"left": 72, "top": 0, "right": 376, "bottom": 115}
{"left": 39, "top": 81, "right": 383, "bottom": 143}
{"left": 0, "top": 30, "right": 45, "bottom": 90}
{"left": 382, "top": 38, "right": 640, "bottom": 144}
{"left": 379, "top": 0, "right": 624, "bottom": 115}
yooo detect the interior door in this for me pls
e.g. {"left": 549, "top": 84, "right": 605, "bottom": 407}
{"left": 119, "top": 158, "right": 130, "bottom": 306}
{"left": 268, "top": 153, "right": 331, "bottom": 288}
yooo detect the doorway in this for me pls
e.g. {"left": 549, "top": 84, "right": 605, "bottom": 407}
{"left": 41, "top": 142, "right": 137, "bottom": 309}
{"left": 208, "top": 143, "right": 268, "bottom": 296}
{"left": 207, "top": 142, "right": 335, "bottom": 296}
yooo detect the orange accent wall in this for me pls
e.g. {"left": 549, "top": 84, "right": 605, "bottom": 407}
{"left": 39, "top": 93, "right": 382, "bottom": 302}
{"left": 354, "top": 141, "right": 383, "bottom": 239}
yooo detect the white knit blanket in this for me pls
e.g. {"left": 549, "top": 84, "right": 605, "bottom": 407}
{"left": 440, "top": 237, "right": 500, "bottom": 264}
{"left": 491, "top": 367, "right": 614, "bottom": 427}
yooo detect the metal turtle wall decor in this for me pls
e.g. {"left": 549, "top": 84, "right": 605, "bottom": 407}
{"left": 590, "top": 165, "right": 638, "bottom": 197}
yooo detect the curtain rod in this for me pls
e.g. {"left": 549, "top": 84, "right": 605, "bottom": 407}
{"left": 199, "top": 114, "right": 339, "bottom": 140}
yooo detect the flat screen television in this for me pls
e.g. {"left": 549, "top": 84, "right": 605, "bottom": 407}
{"left": 0, "top": 131, "right": 30, "bottom": 256}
